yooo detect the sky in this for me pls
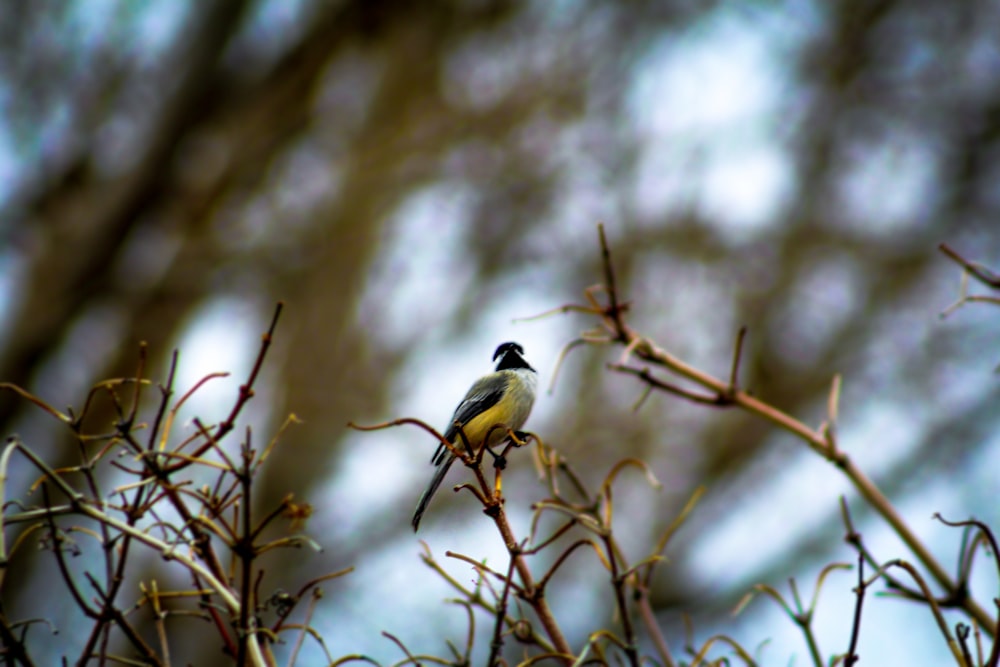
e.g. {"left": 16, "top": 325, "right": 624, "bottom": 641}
{"left": 4, "top": 1, "right": 1000, "bottom": 665}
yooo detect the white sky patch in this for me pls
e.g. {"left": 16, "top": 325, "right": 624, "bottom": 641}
{"left": 682, "top": 387, "right": 987, "bottom": 665}
{"left": 628, "top": 12, "right": 794, "bottom": 237}
{"left": 169, "top": 297, "right": 262, "bottom": 431}
{"left": 223, "top": 0, "right": 315, "bottom": 73}
{"left": 699, "top": 141, "right": 793, "bottom": 237}
{"left": 362, "top": 183, "right": 475, "bottom": 350}
{"left": 630, "top": 17, "right": 782, "bottom": 136}
{"left": 128, "top": 1, "right": 190, "bottom": 63}
{"left": 686, "top": 445, "right": 852, "bottom": 591}
{"left": 69, "top": 1, "right": 188, "bottom": 65}
{"left": 236, "top": 0, "right": 311, "bottom": 45}
{"left": 538, "top": 121, "right": 631, "bottom": 242}
{"left": 841, "top": 402, "right": 924, "bottom": 479}
{"left": 968, "top": 429, "right": 1000, "bottom": 502}
{"left": 685, "top": 395, "right": 923, "bottom": 591}
{"left": 10, "top": 2, "right": 188, "bottom": 184}
{"left": 324, "top": 430, "right": 416, "bottom": 534}
{"left": 837, "top": 132, "right": 940, "bottom": 233}
{"left": 67, "top": 0, "right": 121, "bottom": 49}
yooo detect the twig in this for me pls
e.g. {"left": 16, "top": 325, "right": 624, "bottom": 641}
{"left": 590, "top": 228, "right": 994, "bottom": 635}
{"left": 381, "top": 631, "right": 422, "bottom": 666}
{"left": 939, "top": 243, "right": 1000, "bottom": 288}
{"left": 487, "top": 555, "right": 519, "bottom": 666}
{"left": 286, "top": 589, "right": 323, "bottom": 667}
{"left": 212, "top": 301, "right": 284, "bottom": 444}
{"left": 11, "top": 438, "right": 267, "bottom": 667}
{"left": 843, "top": 540, "right": 865, "bottom": 666}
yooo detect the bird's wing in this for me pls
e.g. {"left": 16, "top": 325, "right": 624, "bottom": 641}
{"left": 430, "top": 375, "right": 508, "bottom": 465}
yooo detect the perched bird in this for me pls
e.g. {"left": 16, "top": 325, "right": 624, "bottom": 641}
{"left": 412, "top": 342, "right": 538, "bottom": 531}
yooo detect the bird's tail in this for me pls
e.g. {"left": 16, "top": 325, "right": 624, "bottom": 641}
{"left": 411, "top": 452, "right": 457, "bottom": 531}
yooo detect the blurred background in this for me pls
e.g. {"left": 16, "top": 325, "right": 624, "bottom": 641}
{"left": 2, "top": 0, "right": 1000, "bottom": 664}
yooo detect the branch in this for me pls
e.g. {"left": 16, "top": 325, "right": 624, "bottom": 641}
{"left": 586, "top": 229, "right": 995, "bottom": 635}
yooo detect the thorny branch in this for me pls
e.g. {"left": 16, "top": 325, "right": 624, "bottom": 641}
{"left": 0, "top": 302, "right": 347, "bottom": 667}
{"left": 562, "top": 224, "right": 996, "bottom": 638}
{"left": 350, "top": 416, "right": 576, "bottom": 665}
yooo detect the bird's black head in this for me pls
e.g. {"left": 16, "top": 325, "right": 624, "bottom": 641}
{"left": 493, "top": 341, "right": 524, "bottom": 361}
{"left": 493, "top": 341, "right": 533, "bottom": 371}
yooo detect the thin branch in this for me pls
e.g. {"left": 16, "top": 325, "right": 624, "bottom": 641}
{"left": 843, "top": 553, "right": 865, "bottom": 667}
{"left": 589, "top": 230, "right": 994, "bottom": 634}
{"left": 939, "top": 243, "right": 1000, "bottom": 288}
{"left": 486, "top": 554, "right": 519, "bottom": 666}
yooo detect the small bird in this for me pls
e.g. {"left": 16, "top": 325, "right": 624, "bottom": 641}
{"left": 412, "top": 342, "right": 538, "bottom": 531}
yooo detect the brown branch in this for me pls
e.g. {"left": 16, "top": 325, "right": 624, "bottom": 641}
{"left": 491, "top": 504, "right": 573, "bottom": 663}
{"left": 148, "top": 350, "right": 179, "bottom": 450}
{"left": 602, "top": 532, "right": 639, "bottom": 667}
{"left": 40, "top": 485, "right": 95, "bottom": 618}
{"left": 84, "top": 572, "right": 161, "bottom": 666}
{"left": 939, "top": 243, "right": 1000, "bottom": 288}
{"left": 213, "top": 302, "right": 284, "bottom": 444}
{"left": 608, "top": 364, "right": 728, "bottom": 406}
{"left": 635, "top": 583, "right": 677, "bottom": 667}
{"left": 235, "top": 428, "right": 256, "bottom": 667}
{"left": 844, "top": 537, "right": 865, "bottom": 666}
{"left": 934, "top": 514, "right": 1000, "bottom": 666}
{"left": 598, "top": 223, "right": 628, "bottom": 334}
{"left": 591, "top": 227, "right": 994, "bottom": 635}
{"left": 487, "top": 553, "right": 520, "bottom": 666}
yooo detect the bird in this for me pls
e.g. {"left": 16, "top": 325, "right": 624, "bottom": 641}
{"left": 411, "top": 342, "right": 538, "bottom": 531}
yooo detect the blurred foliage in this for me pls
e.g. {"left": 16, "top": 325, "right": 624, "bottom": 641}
{"left": 2, "top": 0, "right": 1000, "bottom": 663}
